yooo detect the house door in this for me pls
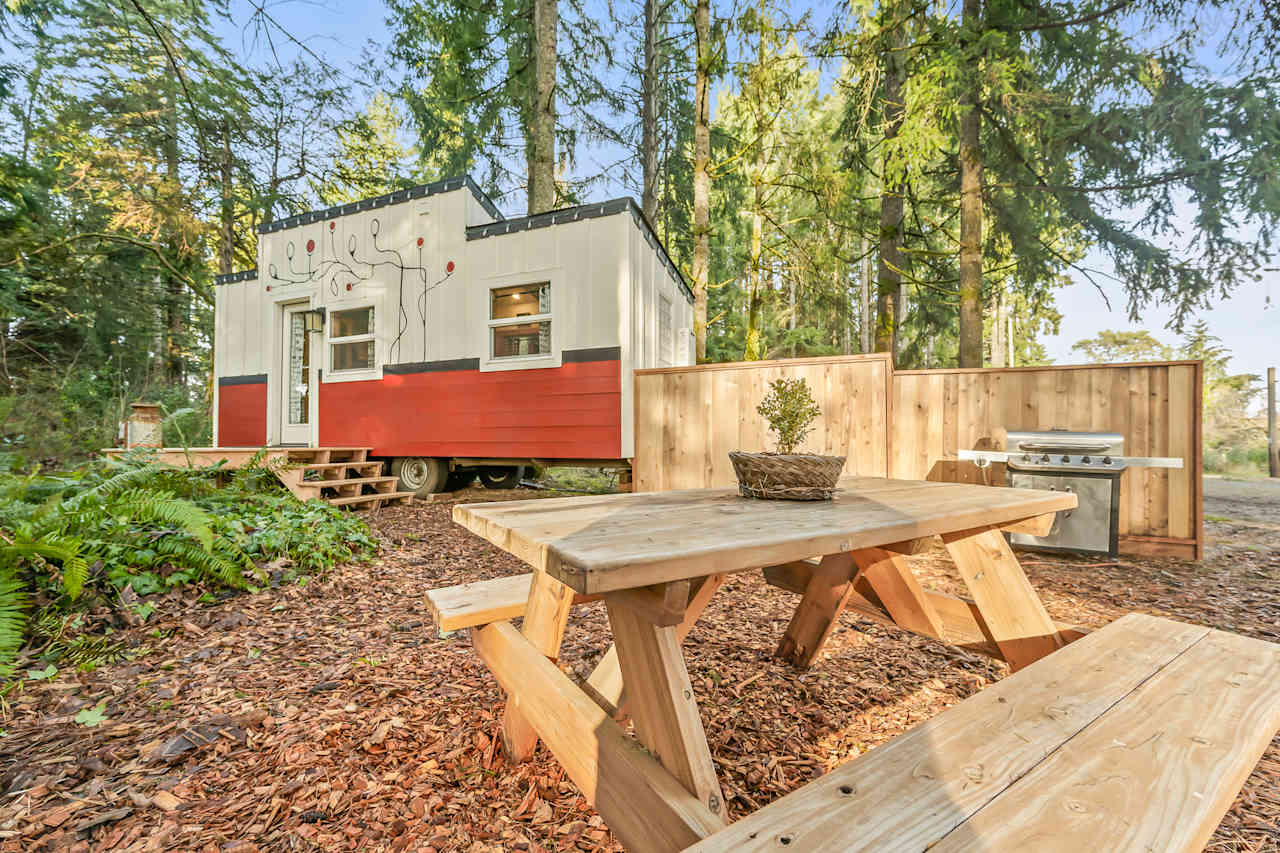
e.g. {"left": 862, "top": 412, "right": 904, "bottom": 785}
{"left": 280, "top": 303, "right": 315, "bottom": 445}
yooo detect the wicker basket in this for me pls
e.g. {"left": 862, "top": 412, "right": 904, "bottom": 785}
{"left": 728, "top": 451, "right": 846, "bottom": 501}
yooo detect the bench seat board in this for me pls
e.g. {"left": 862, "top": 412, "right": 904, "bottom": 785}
{"left": 931, "top": 624, "right": 1280, "bottom": 853}
{"left": 426, "top": 574, "right": 533, "bottom": 632}
{"left": 684, "top": 614, "right": 1215, "bottom": 852}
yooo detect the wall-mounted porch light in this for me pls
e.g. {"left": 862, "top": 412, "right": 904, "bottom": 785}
{"left": 303, "top": 307, "right": 326, "bottom": 333}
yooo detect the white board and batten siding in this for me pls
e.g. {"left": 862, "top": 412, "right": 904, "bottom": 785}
{"left": 214, "top": 178, "right": 693, "bottom": 457}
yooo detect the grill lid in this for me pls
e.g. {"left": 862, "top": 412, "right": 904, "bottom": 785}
{"left": 1004, "top": 428, "right": 1123, "bottom": 455}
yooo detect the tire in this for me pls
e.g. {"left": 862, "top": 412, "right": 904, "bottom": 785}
{"left": 445, "top": 470, "right": 477, "bottom": 491}
{"left": 479, "top": 466, "right": 523, "bottom": 490}
{"left": 390, "top": 457, "right": 449, "bottom": 496}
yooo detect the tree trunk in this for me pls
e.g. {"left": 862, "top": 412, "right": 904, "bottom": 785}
{"left": 219, "top": 120, "right": 235, "bottom": 276}
{"left": 163, "top": 82, "right": 184, "bottom": 388}
{"left": 692, "top": 0, "right": 711, "bottom": 361}
{"left": 640, "top": 0, "right": 660, "bottom": 223}
{"left": 990, "top": 286, "right": 1006, "bottom": 367}
{"left": 529, "top": 0, "right": 558, "bottom": 214}
{"left": 876, "top": 21, "right": 905, "bottom": 359}
{"left": 745, "top": 184, "right": 765, "bottom": 360}
{"left": 860, "top": 231, "right": 872, "bottom": 353}
{"left": 957, "top": 0, "right": 984, "bottom": 367}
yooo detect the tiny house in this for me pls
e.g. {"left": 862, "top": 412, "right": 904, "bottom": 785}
{"left": 213, "top": 176, "right": 694, "bottom": 493}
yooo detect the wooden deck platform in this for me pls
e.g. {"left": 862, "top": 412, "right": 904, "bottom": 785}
{"left": 100, "top": 447, "right": 412, "bottom": 510}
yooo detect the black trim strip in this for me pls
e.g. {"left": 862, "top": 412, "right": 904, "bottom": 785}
{"left": 465, "top": 198, "right": 694, "bottom": 305}
{"left": 256, "top": 175, "right": 504, "bottom": 235}
{"left": 384, "top": 358, "right": 481, "bottom": 374}
{"left": 563, "top": 346, "right": 622, "bottom": 362}
{"left": 218, "top": 373, "right": 267, "bottom": 386}
{"left": 214, "top": 269, "right": 258, "bottom": 286}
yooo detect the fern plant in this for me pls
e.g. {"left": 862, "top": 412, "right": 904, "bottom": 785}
{"left": 0, "top": 454, "right": 375, "bottom": 678}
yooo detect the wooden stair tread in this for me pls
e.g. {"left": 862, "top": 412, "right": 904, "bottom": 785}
{"left": 684, "top": 613, "right": 1280, "bottom": 852}
{"left": 298, "top": 476, "right": 398, "bottom": 488}
{"left": 300, "top": 462, "right": 384, "bottom": 472}
{"left": 326, "top": 491, "right": 415, "bottom": 507}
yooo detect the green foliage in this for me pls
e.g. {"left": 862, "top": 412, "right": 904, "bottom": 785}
{"left": 0, "top": 456, "right": 377, "bottom": 678}
{"left": 1072, "top": 330, "right": 1174, "bottom": 364}
{"left": 74, "top": 699, "right": 107, "bottom": 727}
{"left": 756, "top": 377, "right": 821, "bottom": 455}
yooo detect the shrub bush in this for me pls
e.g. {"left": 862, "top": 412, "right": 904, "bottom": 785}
{"left": 0, "top": 452, "right": 376, "bottom": 677}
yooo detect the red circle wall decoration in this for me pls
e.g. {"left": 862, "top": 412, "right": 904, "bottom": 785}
{"left": 446, "top": 260, "right": 455, "bottom": 273}
{"left": 306, "top": 239, "right": 316, "bottom": 253}
{"left": 346, "top": 283, "right": 352, "bottom": 291}
{"left": 265, "top": 285, "right": 271, "bottom": 292}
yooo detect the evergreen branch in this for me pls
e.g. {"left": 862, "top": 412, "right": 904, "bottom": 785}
{"left": 1018, "top": 0, "right": 1137, "bottom": 32}
{"left": 0, "top": 233, "right": 211, "bottom": 306}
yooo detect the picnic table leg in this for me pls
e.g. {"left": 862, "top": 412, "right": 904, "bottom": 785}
{"left": 605, "top": 590, "right": 727, "bottom": 824}
{"left": 941, "top": 524, "right": 1065, "bottom": 671}
{"left": 853, "top": 548, "right": 946, "bottom": 640}
{"left": 586, "top": 573, "right": 726, "bottom": 717}
{"left": 502, "top": 570, "right": 576, "bottom": 761}
{"left": 775, "top": 552, "right": 862, "bottom": 668}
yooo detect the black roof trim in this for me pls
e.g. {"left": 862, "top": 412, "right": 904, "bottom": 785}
{"left": 214, "top": 269, "right": 258, "bottom": 285}
{"left": 465, "top": 198, "right": 693, "bottom": 304}
{"left": 256, "top": 175, "right": 504, "bottom": 235}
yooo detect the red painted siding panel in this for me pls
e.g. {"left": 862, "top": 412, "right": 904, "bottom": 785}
{"left": 218, "top": 383, "right": 268, "bottom": 446}
{"left": 319, "top": 360, "right": 622, "bottom": 459}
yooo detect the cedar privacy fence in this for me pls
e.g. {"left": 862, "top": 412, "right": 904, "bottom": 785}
{"left": 633, "top": 353, "right": 1203, "bottom": 560}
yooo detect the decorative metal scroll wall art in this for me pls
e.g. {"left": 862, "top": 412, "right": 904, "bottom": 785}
{"left": 266, "top": 218, "right": 455, "bottom": 363}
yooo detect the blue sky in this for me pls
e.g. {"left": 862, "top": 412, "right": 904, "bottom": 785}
{"left": 216, "top": 1, "right": 1279, "bottom": 390}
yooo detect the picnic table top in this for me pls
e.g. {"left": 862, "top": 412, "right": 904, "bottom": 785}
{"left": 453, "top": 476, "right": 1077, "bottom": 594}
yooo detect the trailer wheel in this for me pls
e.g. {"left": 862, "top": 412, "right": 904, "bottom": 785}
{"left": 479, "top": 466, "right": 523, "bottom": 490}
{"left": 390, "top": 457, "right": 448, "bottom": 496}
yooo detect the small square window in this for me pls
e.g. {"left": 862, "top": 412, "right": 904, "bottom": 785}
{"left": 329, "top": 305, "right": 375, "bottom": 373}
{"left": 489, "top": 282, "right": 552, "bottom": 362}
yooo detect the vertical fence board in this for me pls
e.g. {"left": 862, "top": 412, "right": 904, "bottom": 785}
{"left": 633, "top": 356, "right": 1201, "bottom": 559}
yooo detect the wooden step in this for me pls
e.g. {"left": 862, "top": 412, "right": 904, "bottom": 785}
{"left": 300, "top": 462, "right": 384, "bottom": 474}
{"left": 327, "top": 491, "right": 415, "bottom": 508}
{"left": 296, "top": 476, "right": 399, "bottom": 490}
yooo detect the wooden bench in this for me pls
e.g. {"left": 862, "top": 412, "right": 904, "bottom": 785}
{"left": 684, "top": 612, "right": 1280, "bottom": 852}
{"left": 426, "top": 573, "right": 599, "bottom": 632}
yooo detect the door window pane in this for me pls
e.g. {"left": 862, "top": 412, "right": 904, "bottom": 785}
{"left": 332, "top": 340, "right": 375, "bottom": 371}
{"left": 491, "top": 283, "right": 550, "bottom": 320}
{"left": 492, "top": 321, "right": 551, "bottom": 358}
{"left": 288, "top": 313, "right": 310, "bottom": 425}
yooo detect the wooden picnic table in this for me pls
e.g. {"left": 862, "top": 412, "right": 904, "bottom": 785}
{"left": 451, "top": 476, "right": 1078, "bottom": 853}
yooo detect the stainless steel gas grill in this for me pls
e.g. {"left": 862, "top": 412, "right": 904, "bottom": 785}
{"left": 959, "top": 428, "right": 1184, "bottom": 557}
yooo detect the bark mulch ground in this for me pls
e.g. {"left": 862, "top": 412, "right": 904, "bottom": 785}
{"left": 2, "top": 487, "right": 1277, "bottom": 853}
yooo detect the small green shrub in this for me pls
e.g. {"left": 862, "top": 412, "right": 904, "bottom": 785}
{"left": 0, "top": 454, "right": 376, "bottom": 678}
{"left": 756, "top": 377, "right": 822, "bottom": 454}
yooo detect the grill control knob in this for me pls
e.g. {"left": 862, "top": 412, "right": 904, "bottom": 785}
{"left": 1081, "top": 455, "right": 1092, "bottom": 464}
{"left": 1022, "top": 454, "right": 1031, "bottom": 463}
{"left": 1041, "top": 454, "right": 1051, "bottom": 463}
{"left": 1102, "top": 456, "right": 1113, "bottom": 465}
{"left": 1061, "top": 454, "right": 1071, "bottom": 463}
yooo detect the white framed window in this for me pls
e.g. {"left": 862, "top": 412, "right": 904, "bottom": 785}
{"left": 489, "top": 282, "right": 551, "bottom": 360}
{"left": 659, "top": 294, "right": 674, "bottom": 365}
{"left": 329, "top": 305, "right": 376, "bottom": 373}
